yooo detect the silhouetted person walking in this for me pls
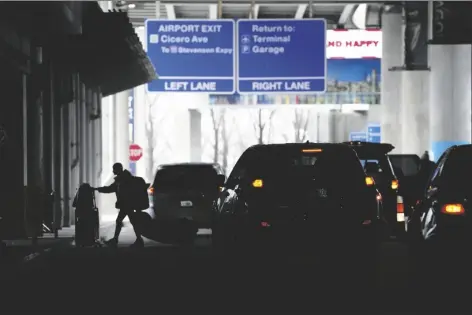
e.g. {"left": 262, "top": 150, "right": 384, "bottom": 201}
{"left": 415, "top": 151, "right": 436, "bottom": 197}
{"left": 94, "top": 163, "right": 144, "bottom": 247}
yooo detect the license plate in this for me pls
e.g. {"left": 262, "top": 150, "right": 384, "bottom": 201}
{"left": 180, "top": 200, "right": 193, "bottom": 207}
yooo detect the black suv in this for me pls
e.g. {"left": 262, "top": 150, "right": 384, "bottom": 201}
{"left": 212, "top": 143, "right": 378, "bottom": 276}
{"left": 150, "top": 163, "right": 225, "bottom": 230}
{"left": 344, "top": 142, "right": 402, "bottom": 237}
{"left": 408, "top": 145, "right": 472, "bottom": 243}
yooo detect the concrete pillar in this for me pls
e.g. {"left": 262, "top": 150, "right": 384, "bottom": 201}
{"left": 115, "top": 91, "right": 130, "bottom": 168}
{"left": 86, "top": 89, "right": 94, "bottom": 185}
{"left": 401, "top": 71, "right": 429, "bottom": 155}
{"left": 100, "top": 94, "right": 114, "bottom": 184}
{"left": 134, "top": 84, "right": 147, "bottom": 180}
{"left": 381, "top": 10, "right": 403, "bottom": 152}
{"left": 78, "top": 81, "right": 85, "bottom": 184}
{"left": 69, "top": 76, "right": 80, "bottom": 223}
{"left": 49, "top": 64, "right": 60, "bottom": 232}
{"left": 189, "top": 109, "right": 202, "bottom": 162}
{"left": 429, "top": 45, "right": 471, "bottom": 161}
{"left": 61, "top": 102, "right": 71, "bottom": 227}
{"left": 89, "top": 90, "right": 96, "bottom": 187}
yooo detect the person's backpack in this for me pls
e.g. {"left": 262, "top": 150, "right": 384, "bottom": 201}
{"left": 131, "top": 176, "right": 150, "bottom": 211}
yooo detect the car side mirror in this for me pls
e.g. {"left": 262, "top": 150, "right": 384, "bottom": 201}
{"left": 216, "top": 174, "right": 226, "bottom": 187}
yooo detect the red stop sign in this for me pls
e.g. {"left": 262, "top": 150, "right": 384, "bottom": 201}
{"left": 129, "top": 144, "right": 143, "bottom": 162}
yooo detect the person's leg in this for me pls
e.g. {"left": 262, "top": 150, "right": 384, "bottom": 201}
{"left": 106, "top": 209, "right": 127, "bottom": 246}
{"left": 128, "top": 210, "right": 144, "bottom": 246}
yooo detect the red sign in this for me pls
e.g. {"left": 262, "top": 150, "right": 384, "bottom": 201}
{"left": 129, "top": 144, "right": 143, "bottom": 162}
{"left": 326, "top": 29, "right": 382, "bottom": 59}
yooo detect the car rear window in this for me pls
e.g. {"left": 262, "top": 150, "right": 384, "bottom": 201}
{"left": 153, "top": 166, "right": 218, "bottom": 192}
{"left": 354, "top": 153, "right": 395, "bottom": 179}
{"left": 246, "top": 146, "right": 366, "bottom": 187}
{"left": 389, "top": 155, "right": 420, "bottom": 177}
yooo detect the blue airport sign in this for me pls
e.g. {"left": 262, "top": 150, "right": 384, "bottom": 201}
{"left": 237, "top": 19, "right": 327, "bottom": 94}
{"left": 146, "top": 19, "right": 236, "bottom": 93}
{"left": 350, "top": 132, "right": 367, "bottom": 142}
{"left": 367, "top": 123, "right": 381, "bottom": 143}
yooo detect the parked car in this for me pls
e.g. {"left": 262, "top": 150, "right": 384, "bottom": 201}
{"left": 344, "top": 142, "right": 405, "bottom": 238}
{"left": 150, "top": 163, "right": 225, "bottom": 231}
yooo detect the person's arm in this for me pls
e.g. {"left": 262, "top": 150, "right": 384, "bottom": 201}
{"left": 96, "top": 182, "right": 117, "bottom": 193}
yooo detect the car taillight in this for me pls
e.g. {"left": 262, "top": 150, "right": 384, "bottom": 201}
{"left": 397, "top": 196, "right": 404, "bottom": 222}
{"left": 252, "top": 179, "right": 263, "bottom": 188}
{"left": 441, "top": 204, "right": 465, "bottom": 215}
{"left": 260, "top": 221, "right": 271, "bottom": 227}
{"left": 365, "top": 176, "right": 374, "bottom": 186}
{"left": 391, "top": 180, "right": 399, "bottom": 190}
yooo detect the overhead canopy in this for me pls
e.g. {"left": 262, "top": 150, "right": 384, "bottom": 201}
{"left": 72, "top": 2, "right": 157, "bottom": 96}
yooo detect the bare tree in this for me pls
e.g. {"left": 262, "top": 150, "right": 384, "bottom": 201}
{"left": 144, "top": 91, "right": 172, "bottom": 182}
{"left": 209, "top": 108, "right": 234, "bottom": 175}
{"left": 144, "top": 90, "right": 158, "bottom": 182}
{"left": 234, "top": 114, "right": 249, "bottom": 155}
{"left": 253, "top": 108, "right": 276, "bottom": 144}
{"left": 152, "top": 116, "right": 173, "bottom": 171}
{"left": 220, "top": 109, "right": 235, "bottom": 175}
{"left": 293, "top": 108, "right": 311, "bottom": 143}
{"left": 210, "top": 108, "right": 224, "bottom": 164}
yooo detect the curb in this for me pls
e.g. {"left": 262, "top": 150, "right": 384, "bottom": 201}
{"left": 4, "top": 224, "right": 116, "bottom": 266}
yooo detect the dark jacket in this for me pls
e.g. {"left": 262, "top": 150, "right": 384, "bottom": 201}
{"left": 98, "top": 170, "right": 134, "bottom": 209}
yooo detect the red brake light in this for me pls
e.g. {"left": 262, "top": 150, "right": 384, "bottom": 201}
{"left": 397, "top": 196, "right": 405, "bottom": 222}
{"left": 397, "top": 204, "right": 404, "bottom": 214}
{"left": 302, "top": 148, "right": 322, "bottom": 153}
{"left": 397, "top": 196, "right": 404, "bottom": 214}
{"left": 441, "top": 204, "right": 465, "bottom": 215}
{"left": 261, "top": 221, "right": 271, "bottom": 227}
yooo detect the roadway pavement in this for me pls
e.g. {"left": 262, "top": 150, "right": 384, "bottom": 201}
{"left": 0, "top": 226, "right": 470, "bottom": 314}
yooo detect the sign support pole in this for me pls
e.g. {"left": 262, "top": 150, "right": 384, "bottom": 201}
{"left": 217, "top": 0, "right": 222, "bottom": 19}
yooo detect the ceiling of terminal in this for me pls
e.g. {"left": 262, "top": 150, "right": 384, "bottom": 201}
{"left": 117, "top": 1, "right": 383, "bottom": 29}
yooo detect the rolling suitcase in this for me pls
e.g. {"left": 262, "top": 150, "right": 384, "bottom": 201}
{"left": 73, "top": 184, "right": 101, "bottom": 247}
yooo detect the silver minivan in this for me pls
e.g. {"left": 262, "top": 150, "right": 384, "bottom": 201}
{"left": 150, "top": 163, "right": 225, "bottom": 229}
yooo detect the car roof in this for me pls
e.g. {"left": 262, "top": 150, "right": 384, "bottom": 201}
{"left": 447, "top": 144, "right": 472, "bottom": 157}
{"left": 452, "top": 144, "right": 472, "bottom": 150}
{"left": 157, "top": 162, "right": 222, "bottom": 173}
{"left": 343, "top": 141, "right": 395, "bottom": 155}
{"left": 248, "top": 142, "right": 354, "bottom": 152}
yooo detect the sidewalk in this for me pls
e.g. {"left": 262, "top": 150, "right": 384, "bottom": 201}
{"left": 0, "top": 237, "right": 73, "bottom": 267}
{"left": 1, "top": 223, "right": 116, "bottom": 265}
